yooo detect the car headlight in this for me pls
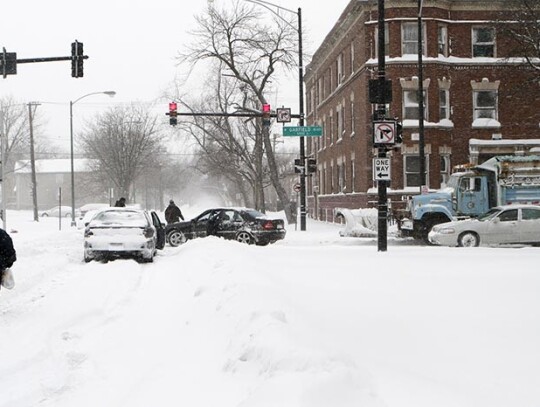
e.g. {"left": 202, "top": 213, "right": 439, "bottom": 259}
{"left": 437, "top": 228, "right": 455, "bottom": 235}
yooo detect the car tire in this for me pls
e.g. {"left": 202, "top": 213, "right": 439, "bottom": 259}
{"left": 168, "top": 230, "right": 187, "bottom": 247}
{"left": 84, "top": 253, "right": 93, "bottom": 263}
{"left": 236, "top": 231, "right": 253, "bottom": 244}
{"left": 458, "top": 231, "right": 480, "bottom": 247}
{"left": 41, "top": 213, "right": 48, "bottom": 217}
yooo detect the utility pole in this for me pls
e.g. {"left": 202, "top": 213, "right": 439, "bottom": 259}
{"left": 418, "top": 0, "right": 426, "bottom": 194}
{"left": 0, "top": 110, "right": 6, "bottom": 229}
{"left": 28, "top": 102, "right": 40, "bottom": 222}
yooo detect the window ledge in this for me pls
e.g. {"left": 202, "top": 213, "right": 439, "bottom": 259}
{"left": 472, "top": 118, "right": 501, "bottom": 128}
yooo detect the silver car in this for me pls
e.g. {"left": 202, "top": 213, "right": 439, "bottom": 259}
{"left": 428, "top": 204, "right": 540, "bottom": 247}
{"left": 84, "top": 208, "right": 165, "bottom": 262}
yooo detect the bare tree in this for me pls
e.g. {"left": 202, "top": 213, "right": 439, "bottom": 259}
{"left": 79, "top": 105, "right": 164, "bottom": 203}
{"left": 494, "top": 0, "right": 540, "bottom": 73}
{"left": 179, "top": 1, "right": 298, "bottom": 222}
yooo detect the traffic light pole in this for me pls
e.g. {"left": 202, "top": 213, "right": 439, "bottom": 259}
{"left": 297, "top": 7, "right": 307, "bottom": 231}
{"left": 376, "top": 0, "right": 388, "bottom": 252}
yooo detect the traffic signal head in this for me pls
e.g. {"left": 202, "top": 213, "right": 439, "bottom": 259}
{"left": 71, "top": 40, "right": 84, "bottom": 78}
{"left": 307, "top": 158, "right": 317, "bottom": 173}
{"left": 262, "top": 103, "right": 271, "bottom": 126}
{"left": 395, "top": 119, "right": 403, "bottom": 145}
{"left": 169, "top": 102, "right": 178, "bottom": 126}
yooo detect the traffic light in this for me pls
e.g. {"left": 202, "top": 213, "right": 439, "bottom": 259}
{"left": 262, "top": 103, "right": 271, "bottom": 126}
{"left": 169, "top": 102, "right": 178, "bottom": 126}
{"left": 395, "top": 119, "right": 403, "bottom": 145}
{"left": 71, "top": 40, "right": 84, "bottom": 78}
{"left": 1, "top": 48, "right": 17, "bottom": 78}
{"left": 294, "top": 158, "right": 303, "bottom": 173}
{"left": 307, "top": 158, "right": 317, "bottom": 173}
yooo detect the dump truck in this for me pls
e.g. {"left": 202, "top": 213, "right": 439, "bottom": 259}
{"left": 400, "top": 155, "right": 540, "bottom": 241}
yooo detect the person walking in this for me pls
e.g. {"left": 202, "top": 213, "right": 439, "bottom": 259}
{"left": 0, "top": 228, "right": 17, "bottom": 290}
{"left": 114, "top": 197, "right": 126, "bottom": 207}
{"left": 165, "top": 200, "right": 184, "bottom": 224}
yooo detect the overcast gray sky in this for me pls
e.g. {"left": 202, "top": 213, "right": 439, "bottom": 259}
{"left": 1, "top": 0, "right": 350, "bottom": 153}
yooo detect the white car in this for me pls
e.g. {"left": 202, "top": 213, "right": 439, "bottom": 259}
{"left": 428, "top": 204, "right": 540, "bottom": 247}
{"left": 83, "top": 208, "right": 165, "bottom": 263}
{"left": 41, "top": 206, "right": 78, "bottom": 218}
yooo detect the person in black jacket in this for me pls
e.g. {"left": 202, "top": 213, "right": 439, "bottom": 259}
{"left": 0, "top": 228, "right": 16, "bottom": 290}
{"left": 165, "top": 200, "right": 184, "bottom": 224}
{"left": 114, "top": 197, "right": 126, "bottom": 207}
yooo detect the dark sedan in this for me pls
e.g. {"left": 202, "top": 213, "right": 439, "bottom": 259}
{"left": 165, "top": 208, "right": 286, "bottom": 247}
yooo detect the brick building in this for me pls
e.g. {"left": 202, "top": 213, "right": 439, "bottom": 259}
{"left": 304, "top": 0, "right": 540, "bottom": 220}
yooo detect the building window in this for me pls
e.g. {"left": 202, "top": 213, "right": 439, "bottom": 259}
{"left": 404, "top": 155, "right": 428, "bottom": 187}
{"left": 338, "top": 161, "right": 345, "bottom": 193}
{"left": 440, "top": 155, "right": 450, "bottom": 185}
{"left": 402, "top": 22, "right": 425, "bottom": 55}
{"left": 403, "top": 90, "right": 427, "bottom": 120}
{"left": 439, "top": 89, "right": 450, "bottom": 120}
{"left": 473, "top": 90, "right": 498, "bottom": 120}
{"left": 329, "top": 114, "right": 334, "bottom": 144}
{"left": 375, "top": 23, "right": 390, "bottom": 57}
{"left": 438, "top": 25, "right": 448, "bottom": 56}
{"left": 472, "top": 27, "right": 495, "bottom": 57}
{"left": 350, "top": 98, "right": 355, "bottom": 136}
{"left": 350, "top": 158, "right": 355, "bottom": 192}
{"left": 337, "top": 53, "right": 344, "bottom": 85}
{"left": 350, "top": 42, "right": 355, "bottom": 75}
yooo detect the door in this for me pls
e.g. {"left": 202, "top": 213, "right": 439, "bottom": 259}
{"left": 215, "top": 209, "right": 239, "bottom": 240}
{"left": 484, "top": 208, "right": 520, "bottom": 244}
{"left": 519, "top": 207, "right": 540, "bottom": 244}
{"left": 457, "top": 176, "right": 489, "bottom": 216}
{"left": 151, "top": 211, "right": 166, "bottom": 249}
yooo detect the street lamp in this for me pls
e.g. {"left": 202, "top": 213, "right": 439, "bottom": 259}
{"left": 69, "top": 90, "right": 116, "bottom": 226}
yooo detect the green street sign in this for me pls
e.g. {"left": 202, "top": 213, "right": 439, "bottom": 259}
{"left": 283, "top": 126, "right": 323, "bottom": 137}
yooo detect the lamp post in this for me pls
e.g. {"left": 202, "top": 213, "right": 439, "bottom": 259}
{"left": 69, "top": 91, "right": 116, "bottom": 226}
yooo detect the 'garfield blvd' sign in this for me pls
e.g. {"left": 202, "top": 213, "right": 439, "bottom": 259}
{"left": 283, "top": 126, "right": 323, "bottom": 137}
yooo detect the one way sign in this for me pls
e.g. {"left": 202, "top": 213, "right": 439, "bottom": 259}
{"left": 373, "top": 157, "right": 391, "bottom": 181}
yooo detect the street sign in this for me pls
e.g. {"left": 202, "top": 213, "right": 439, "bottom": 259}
{"left": 276, "top": 108, "right": 291, "bottom": 123}
{"left": 373, "top": 157, "right": 391, "bottom": 181}
{"left": 373, "top": 121, "right": 396, "bottom": 145}
{"left": 283, "top": 126, "right": 323, "bottom": 137}
{"left": 293, "top": 182, "right": 301, "bottom": 193}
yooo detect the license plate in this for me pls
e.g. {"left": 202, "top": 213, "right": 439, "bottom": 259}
{"left": 110, "top": 243, "right": 124, "bottom": 248}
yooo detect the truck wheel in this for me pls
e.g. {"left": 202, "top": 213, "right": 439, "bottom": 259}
{"left": 458, "top": 232, "right": 479, "bottom": 247}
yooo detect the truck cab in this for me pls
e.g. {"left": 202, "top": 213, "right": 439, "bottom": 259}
{"left": 454, "top": 174, "right": 490, "bottom": 216}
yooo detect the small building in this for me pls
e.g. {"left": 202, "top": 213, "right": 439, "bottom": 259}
{"left": 13, "top": 159, "right": 99, "bottom": 210}
{"left": 304, "top": 0, "right": 540, "bottom": 220}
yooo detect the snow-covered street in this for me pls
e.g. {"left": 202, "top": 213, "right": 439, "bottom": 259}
{"left": 1, "top": 210, "right": 539, "bottom": 407}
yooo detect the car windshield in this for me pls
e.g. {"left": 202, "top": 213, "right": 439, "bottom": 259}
{"left": 477, "top": 208, "right": 501, "bottom": 221}
{"left": 90, "top": 210, "right": 147, "bottom": 227}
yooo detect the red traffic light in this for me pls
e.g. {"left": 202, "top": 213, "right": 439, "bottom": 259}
{"left": 169, "top": 102, "right": 177, "bottom": 113}
{"left": 262, "top": 104, "right": 271, "bottom": 113}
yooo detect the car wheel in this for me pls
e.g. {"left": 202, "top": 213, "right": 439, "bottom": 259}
{"left": 84, "top": 253, "right": 93, "bottom": 263}
{"left": 168, "top": 230, "right": 187, "bottom": 247}
{"left": 458, "top": 231, "right": 480, "bottom": 247}
{"left": 236, "top": 231, "right": 253, "bottom": 244}
{"left": 41, "top": 213, "right": 48, "bottom": 217}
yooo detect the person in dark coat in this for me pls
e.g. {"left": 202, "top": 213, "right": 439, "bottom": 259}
{"left": 0, "top": 228, "right": 16, "bottom": 290}
{"left": 114, "top": 197, "right": 126, "bottom": 207}
{"left": 165, "top": 200, "right": 184, "bottom": 224}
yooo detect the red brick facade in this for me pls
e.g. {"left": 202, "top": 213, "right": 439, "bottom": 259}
{"left": 304, "top": 0, "right": 540, "bottom": 220}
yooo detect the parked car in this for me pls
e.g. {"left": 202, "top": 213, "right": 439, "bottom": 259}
{"left": 77, "top": 203, "right": 111, "bottom": 229}
{"left": 41, "top": 206, "right": 78, "bottom": 218}
{"left": 83, "top": 207, "right": 165, "bottom": 263}
{"left": 428, "top": 204, "right": 540, "bottom": 247}
{"left": 165, "top": 207, "right": 286, "bottom": 247}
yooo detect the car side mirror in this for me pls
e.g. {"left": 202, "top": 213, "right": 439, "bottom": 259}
{"left": 492, "top": 217, "right": 500, "bottom": 223}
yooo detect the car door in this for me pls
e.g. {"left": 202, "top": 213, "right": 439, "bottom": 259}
{"left": 150, "top": 211, "right": 166, "bottom": 249}
{"left": 519, "top": 207, "right": 540, "bottom": 244}
{"left": 215, "top": 209, "right": 238, "bottom": 240}
{"left": 193, "top": 210, "right": 215, "bottom": 238}
{"left": 484, "top": 208, "right": 520, "bottom": 244}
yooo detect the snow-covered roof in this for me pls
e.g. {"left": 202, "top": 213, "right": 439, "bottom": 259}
{"left": 14, "top": 159, "right": 97, "bottom": 174}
